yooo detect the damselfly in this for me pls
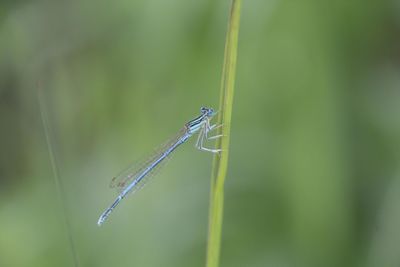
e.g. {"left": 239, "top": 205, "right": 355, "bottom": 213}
{"left": 97, "top": 107, "right": 222, "bottom": 226}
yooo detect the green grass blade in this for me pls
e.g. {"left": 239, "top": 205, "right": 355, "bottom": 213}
{"left": 205, "top": 1, "right": 242, "bottom": 267}
{"left": 38, "top": 85, "right": 80, "bottom": 267}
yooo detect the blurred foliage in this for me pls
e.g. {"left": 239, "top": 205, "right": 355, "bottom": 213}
{"left": 1, "top": 0, "right": 400, "bottom": 267}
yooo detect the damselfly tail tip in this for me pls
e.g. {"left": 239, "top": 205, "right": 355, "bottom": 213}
{"left": 97, "top": 213, "right": 108, "bottom": 226}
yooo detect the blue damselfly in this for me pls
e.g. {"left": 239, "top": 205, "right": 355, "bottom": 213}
{"left": 97, "top": 107, "right": 222, "bottom": 226}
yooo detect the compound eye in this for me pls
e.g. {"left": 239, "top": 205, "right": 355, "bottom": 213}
{"left": 200, "top": 107, "right": 207, "bottom": 113}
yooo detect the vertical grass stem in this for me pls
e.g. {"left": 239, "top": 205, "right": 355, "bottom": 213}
{"left": 206, "top": 1, "right": 242, "bottom": 267}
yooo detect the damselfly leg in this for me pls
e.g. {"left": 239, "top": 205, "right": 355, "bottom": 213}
{"left": 195, "top": 121, "right": 224, "bottom": 154}
{"left": 207, "top": 123, "right": 225, "bottom": 140}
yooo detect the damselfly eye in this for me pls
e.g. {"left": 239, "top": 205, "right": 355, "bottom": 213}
{"left": 200, "top": 107, "right": 215, "bottom": 116}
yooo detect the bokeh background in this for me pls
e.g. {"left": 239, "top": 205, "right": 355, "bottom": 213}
{"left": 1, "top": 0, "right": 400, "bottom": 266}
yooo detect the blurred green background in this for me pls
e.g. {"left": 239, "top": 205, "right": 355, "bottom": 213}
{"left": 1, "top": 0, "right": 400, "bottom": 266}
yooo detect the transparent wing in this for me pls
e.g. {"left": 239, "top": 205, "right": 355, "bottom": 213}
{"left": 109, "top": 127, "right": 187, "bottom": 195}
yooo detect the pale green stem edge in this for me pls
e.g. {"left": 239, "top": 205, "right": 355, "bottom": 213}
{"left": 38, "top": 86, "right": 80, "bottom": 267}
{"left": 205, "top": 1, "right": 242, "bottom": 267}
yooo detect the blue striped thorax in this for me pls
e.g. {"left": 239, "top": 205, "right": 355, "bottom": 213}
{"left": 185, "top": 107, "right": 216, "bottom": 135}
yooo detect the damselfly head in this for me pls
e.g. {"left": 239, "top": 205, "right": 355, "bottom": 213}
{"left": 200, "top": 107, "right": 216, "bottom": 117}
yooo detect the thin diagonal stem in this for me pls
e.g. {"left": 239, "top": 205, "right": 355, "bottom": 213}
{"left": 38, "top": 85, "right": 80, "bottom": 267}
